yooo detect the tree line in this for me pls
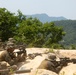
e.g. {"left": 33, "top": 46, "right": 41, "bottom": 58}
{"left": 0, "top": 8, "right": 65, "bottom": 48}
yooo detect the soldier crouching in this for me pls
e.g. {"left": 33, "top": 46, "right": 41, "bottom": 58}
{"left": 5, "top": 38, "right": 17, "bottom": 65}
{"left": 16, "top": 44, "right": 27, "bottom": 62}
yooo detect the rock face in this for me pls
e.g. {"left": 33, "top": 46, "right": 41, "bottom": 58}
{"left": 19, "top": 56, "right": 45, "bottom": 70}
{"left": 29, "top": 69, "right": 58, "bottom": 75}
{"left": 59, "top": 64, "right": 76, "bottom": 75}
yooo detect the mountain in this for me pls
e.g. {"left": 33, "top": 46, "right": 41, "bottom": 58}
{"left": 26, "top": 13, "right": 67, "bottom": 23}
{"left": 54, "top": 20, "right": 76, "bottom": 47}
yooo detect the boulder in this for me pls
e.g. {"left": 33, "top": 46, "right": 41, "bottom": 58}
{"left": 28, "top": 53, "right": 42, "bottom": 59}
{"left": 0, "top": 61, "right": 10, "bottom": 69}
{"left": 59, "top": 64, "right": 76, "bottom": 75}
{"left": 29, "top": 69, "right": 58, "bottom": 75}
{"left": 19, "top": 56, "right": 45, "bottom": 70}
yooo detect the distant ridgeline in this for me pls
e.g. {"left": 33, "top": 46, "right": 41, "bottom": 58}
{"left": 26, "top": 13, "right": 67, "bottom": 23}
{"left": 26, "top": 14, "right": 76, "bottom": 47}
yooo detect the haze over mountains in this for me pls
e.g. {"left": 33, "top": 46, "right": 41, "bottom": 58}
{"left": 26, "top": 13, "right": 67, "bottom": 23}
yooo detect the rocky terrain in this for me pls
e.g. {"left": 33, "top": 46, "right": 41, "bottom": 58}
{"left": 14, "top": 48, "right": 76, "bottom": 75}
{"left": 1, "top": 48, "right": 76, "bottom": 75}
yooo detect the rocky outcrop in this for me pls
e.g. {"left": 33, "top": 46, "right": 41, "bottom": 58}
{"left": 59, "top": 64, "right": 76, "bottom": 75}
{"left": 29, "top": 69, "right": 58, "bottom": 75}
{"left": 19, "top": 56, "right": 45, "bottom": 70}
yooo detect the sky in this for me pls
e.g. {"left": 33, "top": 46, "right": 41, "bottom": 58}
{"left": 0, "top": 0, "right": 76, "bottom": 20}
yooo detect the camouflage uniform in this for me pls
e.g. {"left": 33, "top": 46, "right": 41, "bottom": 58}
{"left": 16, "top": 44, "right": 27, "bottom": 62}
{"left": 6, "top": 38, "right": 16, "bottom": 59}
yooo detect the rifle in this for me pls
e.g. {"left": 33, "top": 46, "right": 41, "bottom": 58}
{"left": 0, "top": 69, "right": 31, "bottom": 74}
{"left": 14, "top": 49, "right": 26, "bottom": 55}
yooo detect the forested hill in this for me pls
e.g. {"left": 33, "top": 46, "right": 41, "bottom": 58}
{"left": 54, "top": 20, "right": 76, "bottom": 46}
{"left": 26, "top": 13, "right": 67, "bottom": 23}
{"left": 27, "top": 13, "right": 76, "bottom": 47}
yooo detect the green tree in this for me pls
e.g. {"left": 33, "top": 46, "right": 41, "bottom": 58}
{"left": 0, "top": 8, "right": 18, "bottom": 41}
{"left": 14, "top": 17, "right": 43, "bottom": 47}
{"left": 17, "top": 10, "right": 26, "bottom": 23}
{"left": 15, "top": 17, "right": 65, "bottom": 48}
{"left": 42, "top": 22, "right": 65, "bottom": 48}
